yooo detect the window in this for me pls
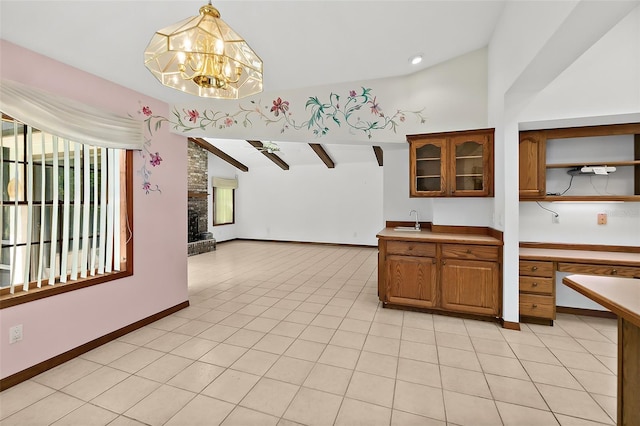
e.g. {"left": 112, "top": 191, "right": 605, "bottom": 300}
{"left": 1, "top": 115, "right": 132, "bottom": 307}
{"left": 211, "top": 177, "right": 237, "bottom": 226}
{"left": 213, "top": 187, "right": 234, "bottom": 225}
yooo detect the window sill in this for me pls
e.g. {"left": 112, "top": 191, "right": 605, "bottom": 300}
{"left": 0, "top": 270, "right": 132, "bottom": 309}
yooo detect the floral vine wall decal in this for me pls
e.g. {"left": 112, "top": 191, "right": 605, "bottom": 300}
{"left": 134, "top": 88, "right": 425, "bottom": 193}
{"left": 134, "top": 103, "right": 164, "bottom": 194}
{"left": 144, "top": 87, "right": 426, "bottom": 140}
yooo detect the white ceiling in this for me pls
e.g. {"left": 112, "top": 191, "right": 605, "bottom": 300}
{"left": 0, "top": 0, "right": 507, "bottom": 168}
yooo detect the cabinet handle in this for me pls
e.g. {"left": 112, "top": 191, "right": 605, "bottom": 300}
{"left": 531, "top": 266, "right": 538, "bottom": 271}
{"left": 532, "top": 282, "right": 538, "bottom": 287}
{"left": 532, "top": 304, "right": 538, "bottom": 308}
{"left": 442, "top": 260, "right": 447, "bottom": 265}
{"left": 611, "top": 269, "right": 617, "bottom": 275}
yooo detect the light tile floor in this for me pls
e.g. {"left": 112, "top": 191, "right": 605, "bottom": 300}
{"left": 0, "top": 241, "right": 619, "bottom": 425}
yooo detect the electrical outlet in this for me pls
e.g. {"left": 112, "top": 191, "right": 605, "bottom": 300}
{"left": 552, "top": 214, "right": 560, "bottom": 224}
{"left": 597, "top": 213, "right": 607, "bottom": 225}
{"left": 9, "top": 325, "right": 23, "bottom": 344}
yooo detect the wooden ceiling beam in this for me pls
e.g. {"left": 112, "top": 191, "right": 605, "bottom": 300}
{"left": 373, "top": 146, "right": 383, "bottom": 166}
{"left": 308, "top": 143, "right": 335, "bottom": 169}
{"left": 246, "top": 140, "right": 290, "bottom": 171}
{"left": 189, "top": 137, "right": 249, "bottom": 172}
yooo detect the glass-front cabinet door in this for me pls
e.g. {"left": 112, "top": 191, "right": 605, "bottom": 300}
{"left": 451, "top": 134, "right": 490, "bottom": 196}
{"left": 410, "top": 138, "right": 447, "bottom": 196}
{"left": 408, "top": 129, "right": 494, "bottom": 197}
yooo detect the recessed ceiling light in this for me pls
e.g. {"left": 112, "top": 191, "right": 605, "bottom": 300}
{"left": 410, "top": 55, "right": 423, "bottom": 65}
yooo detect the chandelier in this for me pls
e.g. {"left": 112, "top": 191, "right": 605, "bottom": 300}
{"left": 144, "top": 2, "right": 263, "bottom": 99}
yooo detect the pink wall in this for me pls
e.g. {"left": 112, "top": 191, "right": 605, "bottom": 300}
{"left": 0, "top": 40, "right": 189, "bottom": 379}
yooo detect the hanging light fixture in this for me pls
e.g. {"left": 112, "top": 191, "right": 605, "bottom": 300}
{"left": 144, "top": 1, "right": 263, "bottom": 99}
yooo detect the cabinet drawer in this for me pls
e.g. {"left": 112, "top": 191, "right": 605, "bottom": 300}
{"left": 441, "top": 244, "right": 499, "bottom": 261}
{"left": 519, "top": 277, "right": 554, "bottom": 295}
{"left": 386, "top": 241, "right": 436, "bottom": 257}
{"left": 519, "top": 260, "right": 554, "bottom": 278}
{"left": 558, "top": 262, "right": 640, "bottom": 278}
{"left": 519, "top": 294, "right": 555, "bottom": 319}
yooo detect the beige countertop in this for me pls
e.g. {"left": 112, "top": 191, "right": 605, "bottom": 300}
{"left": 563, "top": 274, "right": 640, "bottom": 327}
{"left": 377, "top": 228, "right": 502, "bottom": 245}
{"left": 520, "top": 247, "right": 640, "bottom": 267}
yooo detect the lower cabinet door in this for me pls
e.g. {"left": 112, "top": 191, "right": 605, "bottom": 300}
{"left": 441, "top": 259, "right": 500, "bottom": 316}
{"left": 387, "top": 255, "right": 437, "bottom": 308}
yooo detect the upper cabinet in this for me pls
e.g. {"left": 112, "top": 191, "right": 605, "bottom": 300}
{"left": 408, "top": 128, "right": 494, "bottom": 197}
{"left": 519, "top": 123, "right": 640, "bottom": 202}
{"left": 519, "top": 131, "right": 546, "bottom": 199}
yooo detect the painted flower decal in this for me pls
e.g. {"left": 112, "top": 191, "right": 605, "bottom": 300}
{"left": 142, "top": 106, "right": 152, "bottom": 116}
{"left": 368, "top": 96, "right": 383, "bottom": 117}
{"left": 270, "top": 97, "right": 289, "bottom": 117}
{"left": 142, "top": 182, "right": 151, "bottom": 193}
{"left": 153, "top": 87, "right": 425, "bottom": 144}
{"left": 150, "top": 152, "right": 162, "bottom": 167}
{"left": 185, "top": 109, "right": 200, "bottom": 123}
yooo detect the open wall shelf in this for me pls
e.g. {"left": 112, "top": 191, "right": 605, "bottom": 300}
{"left": 519, "top": 123, "right": 640, "bottom": 201}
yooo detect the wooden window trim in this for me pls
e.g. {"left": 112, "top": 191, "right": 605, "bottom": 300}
{"left": 212, "top": 187, "right": 235, "bottom": 226}
{"left": 0, "top": 151, "right": 134, "bottom": 309}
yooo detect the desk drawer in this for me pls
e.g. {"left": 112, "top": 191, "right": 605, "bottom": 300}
{"left": 558, "top": 263, "right": 640, "bottom": 278}
{"left": 520, "top": 294, "right": 555, "bottom": 319}
{"left": 386, "top": 241, "right": 436, "bottom": 257}
{"left": 519, "top": 260, "right": 554, "bottom": 278}
{"left": 519, "top": 277, "right": 554, "bottom": 295}
{"left": 441, "top": 244, "right": 499, "bottom": 261}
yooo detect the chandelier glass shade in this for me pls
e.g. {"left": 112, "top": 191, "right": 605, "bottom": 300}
{"left": 144, "top": 3, "right": 263, "bottom": 99}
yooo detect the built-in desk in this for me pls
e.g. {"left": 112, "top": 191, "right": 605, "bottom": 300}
{"left": 519, "top": 245, "right": 640, "bottom": 324}
{"left": 562, "top": 274, "right": 640, "bottom": 426}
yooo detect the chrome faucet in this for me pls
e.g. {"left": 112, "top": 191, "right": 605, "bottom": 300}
{"left": 410, "top": 210, "right": 420, "bottom": 230}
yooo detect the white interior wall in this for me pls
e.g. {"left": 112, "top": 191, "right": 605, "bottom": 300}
{"left": 514, "top": 5, "right": 640, "bottom": 311}
{"left": 383, "top": 145, "right": 494, "bottom": 227}
{"left": 208, "top": 155, "right": 240, "bottom": 242}
{"left": 488, "top": 1, "right": 640, "bottom": 321}
{"left": 204, "top": 3, "right": 639, "bottom": 315}
{"left": 216, "top": 49, "right": 489, "bottom": 247}
{"left": 383, "top": 146, "right": 433, "bottom": 224}
{"left": 234, "top": 161, "right": 383, "bottom": 246}
{"left": 521, "top": 201, "right": 640, "bottom": 309}
{"left": 383, "top": 49, "right": 490, "bottom": 225}
{"left": 520, "top": 202, "right": 640, "bottom": 246}
{"left": 521, "top": 6, "right": 640, "bottom": 122}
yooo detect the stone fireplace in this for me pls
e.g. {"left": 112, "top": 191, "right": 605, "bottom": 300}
{"left": 187, "top": 140, "right": 216, "bottom": 256}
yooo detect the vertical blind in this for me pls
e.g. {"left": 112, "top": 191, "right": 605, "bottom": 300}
{"left": 1, "top": 118, "right": 122, "bottom": 293}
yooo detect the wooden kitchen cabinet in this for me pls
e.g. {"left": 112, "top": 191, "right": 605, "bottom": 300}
{"left": 519, "top": 123, "right": 640, "bottom": 201}
{"left": 387, "top": 255, "right": 438, "bottom": 308}
{"left": 408, "top": 128, "right": 494, "bottom": 197}
{"left": 378, "top": 231, "right": 502, "bottom": 320}
{"left": 519, "top": 130, "right": 546, "bottom": 199}
{"left": 519, "top": 244, "right": 640, "bottom": 325}
{"left": 518, "top": 259, "right": 556, "bottom": 324}
{"left": 385, "top": 241, "right": 437, "bottom": 308}
{"left": 439, "top": 243, "right": 500, "bottom": 316}
{"left": 441, "top": 258, "right": 500, "bottom": 317}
